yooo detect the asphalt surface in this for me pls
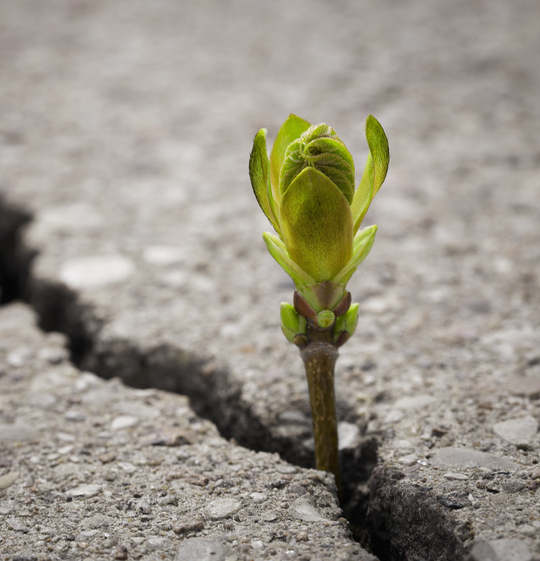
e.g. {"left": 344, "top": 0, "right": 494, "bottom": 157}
{"left": 1, "top": 1, "right": 540, "bottom": 559}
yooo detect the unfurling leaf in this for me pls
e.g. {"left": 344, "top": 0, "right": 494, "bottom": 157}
{"left": 351, "top": 115, "right": 389, "bottom": 233}
{"left": 280, "top": 123, "right": 355, "bottom": 204}
{"left": 249, "top": 129, "right": 280, "bottom": 234}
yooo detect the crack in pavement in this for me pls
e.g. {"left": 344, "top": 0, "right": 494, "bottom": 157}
{"left": 0, "top": 196, "right": 384, "bottom": 555}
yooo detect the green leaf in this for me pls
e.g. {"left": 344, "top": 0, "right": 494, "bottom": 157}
{"left": 270, "top": 114, "right": 311, "bottom": 206}
{"left": 262, "top": 232, "right": 315, "bottom": 287}
{"left": 351, "top": 153, "right": 373, "bottom": 233}
{"left": 351, "top": 115, "right": 389, "bottom": 233}
{"left": 333, "top": 224, "right": 377, "bottom": 285}
{"left": 366, "top": 114, "right": 390, "bottom": 197}
{"left": 279, "top": 167, "right": 353, "bottom": 282}
{"left": 249, "top": 129, "right": 281, "bottom": 234}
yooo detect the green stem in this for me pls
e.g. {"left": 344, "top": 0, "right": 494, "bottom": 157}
{"left": 300, "top": 324, "right": 341, "bottom": 495}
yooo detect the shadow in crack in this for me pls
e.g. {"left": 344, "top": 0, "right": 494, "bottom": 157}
{"left": 0, "top": 195, "right": 34, "bottom": 305}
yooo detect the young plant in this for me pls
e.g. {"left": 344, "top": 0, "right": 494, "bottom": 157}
{"left": 249, "top": 114, "right": 389, "bottom": 493}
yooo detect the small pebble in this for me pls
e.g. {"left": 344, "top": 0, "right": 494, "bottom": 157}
{"left": 81, "top": 514, "right": 111, "bottom": 531}
{"left": 131, "top": 537, "right": 145, "bottom": 545}
{"left": 397, "top": 454, "right": 418, "bottom": 466}
{"left": 114, "top": 546, "right": 129, "bottom": 560}
{"left": 338, "top": 421, "right": 360, "bottom": 450}
{"left": 250, "top": 492, "right": 267, "bottom": 504}
{"left": 117, "top": 462, "right": 137, "bottom": 474}
{"left": 6, "top": 517, "right": 29, "bottom": 533}
{"left": 111, "top": 415, "right": 139, "bottom": 430}
{"left": 184, "top": 473, "right": 209, "bottom": 487}
{"left": 38, "top": 346, "right": 67, "bottom": 364}
{"left": 471, "top": 538, "right": 533, "bottom": 561}
{"left": 0, "top": 424, "right": 39, "bottom": 442}
{"left": 436, "top": 495, "right": 470, "bottom": 510}
{"left": 493, "top": 416, "right": 538, "bottom": 447}
{"left": 136, "top": 500, "right": 152, "bottom": 514}
{"left": 98, "top": 452, "right": 117, "bottom": 464}
{"left": 80, "top": 529, "right": 99, "bottom": 537}
{"left": 502, "top": 480, "right": 526, "bottom": 493}
{"left": 65, "top": 411, "right": 85, "bottom": 422}
{"left": 518, "top": 524, "right": 537, "bottom": 538}
{"left": 393, "top": 439, "right": 415, "bottom": 450}
{"left": 146, "top": 537, "right": 172, "bottom": 550}
{"left": 290, "top": 498, "right": 330, "bottom": 523}
{"left": 384, "top": 409, "right": 404, "bottom": 424}
{"left": 251, "top": 540, "right": 264, "bottom": 550}
{"left": 444, "top": 472, "right": 469, "bottom": 480}
{"left": 143, "top": 245, "right": 185, "bottom": 266}
{"left": 59, "top": 255, "right": 135, "bottom": 289}
{"left": 56, "top": 432, "right": 75, "bottom": 442}
{"left": 0, "top": 471, "right": 19, "bottom": 490}
{"left": 6, "top": 348, "right": 31, "bottom": 367}
{"left": 506, "top": 375, "right": 540, "bottom": 398}
{"left": 173, "top": 515, "right": 205, "bottom": 535}
{"left": 28, "top": 392, "right": 57, "bottom": 409}
{"left": 205, "top": 499, "right": 242, "bottom": 520}
{"left": 0, "top": 505, "right": 13, "bottom": 516}
{"left": 66, "top": 484, "right": 102, "bottom": 498}
{"left": 431, "top": 447, "right": 517, "bottom": 470}
{"left": 288, "top": 484, "right": 307, "bottom": 495}
{"left": 175, "top": 537, "right": 228, "bottom": 561}
{"left": 276, "top": 465, "right": 297, "bottom": 474}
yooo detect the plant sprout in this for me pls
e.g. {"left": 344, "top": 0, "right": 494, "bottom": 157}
{"left": 249, "top": 114, "right": 389, "bottom": 493}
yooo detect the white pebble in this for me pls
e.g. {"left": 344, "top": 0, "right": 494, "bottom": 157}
{"left": 60, "top": 255, "right": 135, "bottom": 289}
{"left": 111, "top": 415, "right": 139, "bottom": 431}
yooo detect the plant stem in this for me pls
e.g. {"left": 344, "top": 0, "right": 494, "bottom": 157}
{"left": 300, "top": 324, "right": 341, "bottom": 495}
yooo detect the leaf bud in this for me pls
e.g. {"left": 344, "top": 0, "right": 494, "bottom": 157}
{"left": 279, "top": 123, "right": 355, "bottom": 204}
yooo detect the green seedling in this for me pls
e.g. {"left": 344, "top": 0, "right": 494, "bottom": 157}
{"left": 249, "top": 114, "right": 389, "bottom": 494}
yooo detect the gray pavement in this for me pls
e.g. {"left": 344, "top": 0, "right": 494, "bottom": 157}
{"left": 1, "top": 0, "right": 540, "bottom": 559}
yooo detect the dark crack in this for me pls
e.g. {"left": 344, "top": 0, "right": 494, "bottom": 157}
{"left": 0, "top": 194, "right": 34, "bottom": 305}
{"left": 30, "top": 274, "right": 380, "bottom": 535}
{"left": 367, "top": 466, "right": 474, "bottom": 561}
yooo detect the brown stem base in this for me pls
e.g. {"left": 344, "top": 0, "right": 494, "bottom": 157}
{"left": 300, "top": 324, "right": 341, "bottom": 495}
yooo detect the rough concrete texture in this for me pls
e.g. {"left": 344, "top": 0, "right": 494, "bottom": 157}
{"left": 1, "top": 0, "right": 540, "bottom": 559}
{"left": 0, "top": 303, "right": 373, "bottom": 560}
